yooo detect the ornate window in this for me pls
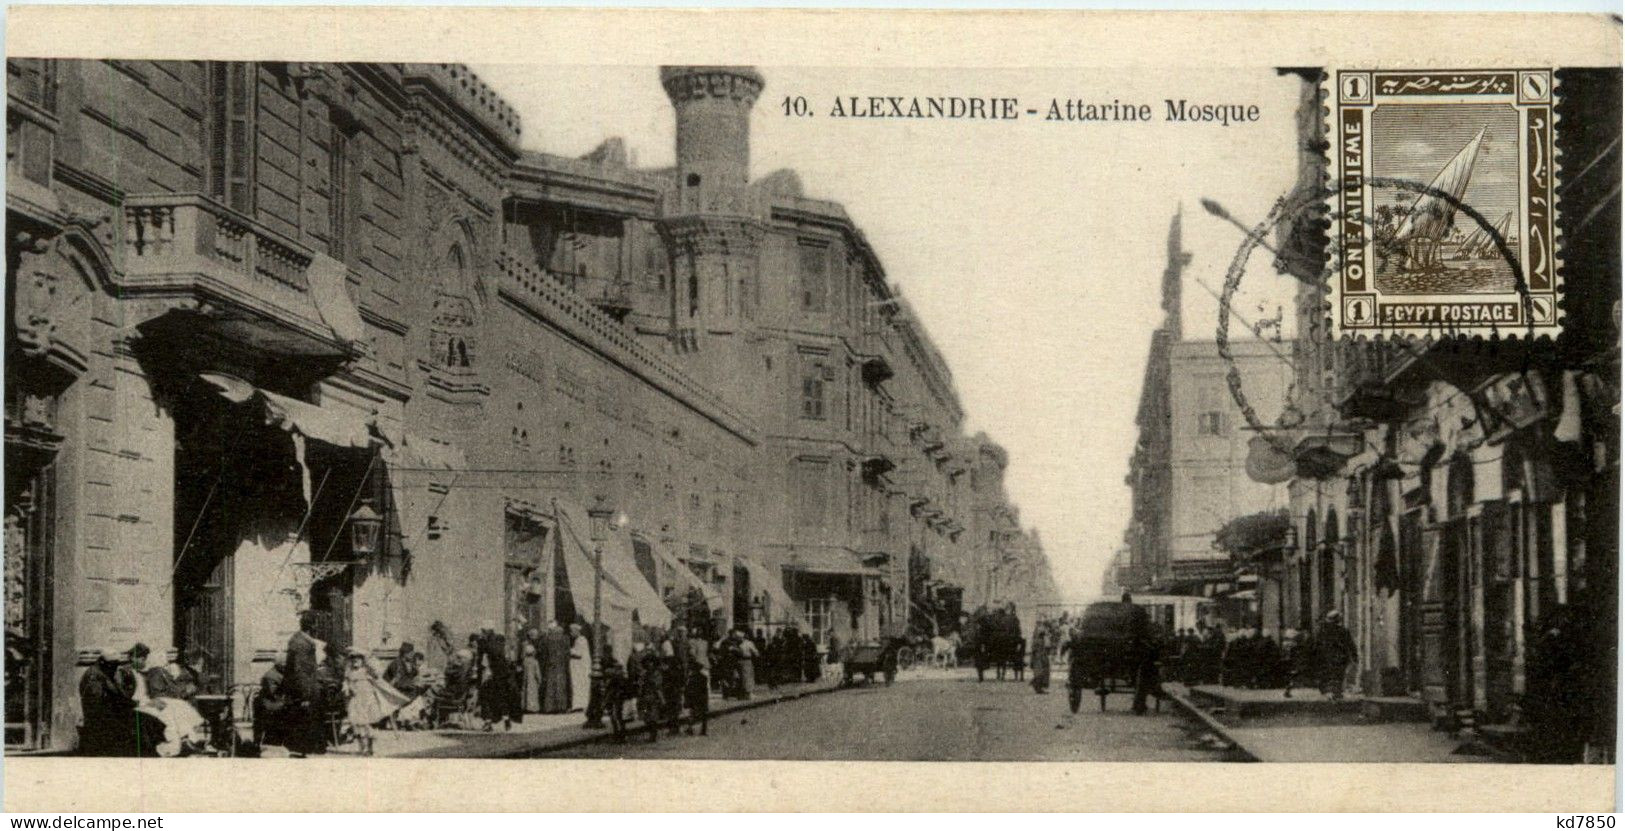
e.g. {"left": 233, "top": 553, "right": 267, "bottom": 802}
{"left": 430, "top": 244, "right": 477, "bottom": 373}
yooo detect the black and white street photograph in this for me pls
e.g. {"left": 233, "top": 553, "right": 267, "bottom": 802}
{"left": 1, "top": 6, "right": 1620, "bottom": 815}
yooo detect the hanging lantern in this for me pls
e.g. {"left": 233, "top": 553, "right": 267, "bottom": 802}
{"left": 348, "top": 499, "right": 383, "bottom": 556}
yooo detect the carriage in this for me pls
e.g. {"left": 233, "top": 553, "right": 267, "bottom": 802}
{"left": 840, "top": 641, "right": 899, "bottom": 686}
{"left": 1063, "top": 601, "right": 1162, "bottom": 713}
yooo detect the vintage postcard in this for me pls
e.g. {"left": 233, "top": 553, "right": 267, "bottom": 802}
{"left": 2, "top": 6, "right": 1620, "bottom": 813}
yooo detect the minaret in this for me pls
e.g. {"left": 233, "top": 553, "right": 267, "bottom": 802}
{"left": 657, "top": 67, "right": 769, "bottom": 410}
{"left": 1161, "top": 206, "right": 1190, "bottom": 340}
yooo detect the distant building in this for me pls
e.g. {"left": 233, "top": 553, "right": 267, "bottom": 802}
{"left": 1121, "top": 211, "right": 1293, "bottom": 629}
{"left": 3, "top": 60, "right": 1053, "bottom": 751}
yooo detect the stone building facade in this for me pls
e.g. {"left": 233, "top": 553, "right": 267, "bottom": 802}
{"left": 1267, "top": 69, "right": 1618, "bottom": 757}
{"left": 4, "top": 60, "right": 1052, "bottom": 751}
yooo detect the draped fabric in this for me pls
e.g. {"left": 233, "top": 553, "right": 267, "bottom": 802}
{"left": 553, "top": 499, "right": 671, "bottom": 660}
{"left": 651, "top": 541, "right": 723, "bottom": 610}
{"left": 738, "top": 555, "right": 809, "bottom": 629}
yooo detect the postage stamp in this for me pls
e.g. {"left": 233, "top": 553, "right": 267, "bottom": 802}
{"left": 1329, "top": 69, "right": 1560, "bottom": 337}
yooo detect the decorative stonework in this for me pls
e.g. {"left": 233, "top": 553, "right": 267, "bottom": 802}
{"left": 659, "top": 67, "right": 765, "bottom": 107}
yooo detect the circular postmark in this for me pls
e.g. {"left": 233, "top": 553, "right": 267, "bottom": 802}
{"left": 1210, "top": 174, "right": 1533, "bottom": 458}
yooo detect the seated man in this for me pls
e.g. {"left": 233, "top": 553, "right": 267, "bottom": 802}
{"left": 254, "top": 659, "right": 288, "bottom": 749}
{"left": 384, "top": 643, "right": 425, "bottom": 697}
{"left": 79, "top": 648, "right": 143, "bottom": 756}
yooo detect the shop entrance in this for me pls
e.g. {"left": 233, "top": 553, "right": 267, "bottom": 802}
{"left": 172, "top": 377, "right": 378, "bottom": 685}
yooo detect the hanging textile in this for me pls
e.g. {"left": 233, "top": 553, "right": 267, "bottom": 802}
{"left": 553, "top": 499, "right": 671, "bottom": 659}
{"left": 737, "top": 554, "right": 809, "bottom": 629}
{"left": 198, "top": 372, "right": 374, "bottom": 449}
{"left": 651, "top": 542, "right": 723, "bottom": 611}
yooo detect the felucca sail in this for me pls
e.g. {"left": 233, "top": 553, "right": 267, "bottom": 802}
{"left": 1395, "top": 126, "right": 1488, "bottom": 269}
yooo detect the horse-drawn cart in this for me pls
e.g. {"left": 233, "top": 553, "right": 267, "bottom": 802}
{"left": 1063, "top": 601, "right": 1162, "bottom": 713}
{"left": 841, "top": 642, "right": 898, "bottom": 686}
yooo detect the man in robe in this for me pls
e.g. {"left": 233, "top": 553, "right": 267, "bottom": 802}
{"left": 567, "top": 623, "right": 592, "bottom": 713}
{"left": 282, "top": 612, "right": 329, "bottom": 756}
{"left": 476, "top": 621, "right": 520, "bottom": 730}
{"left": 540, "top": 622, "right": 572, "bottom": 714}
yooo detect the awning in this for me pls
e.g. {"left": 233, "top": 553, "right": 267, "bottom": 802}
{"left": 199, "top": 372, "right": 373, "bottom": 449}
{"left": 554, "top": 499, "right": 672, "bottom": 648}
{"left": 306, "top": 253, "right": 368, "bottom": 347}
{"left": 738, "top": 554, "right": 809, "bottom": 629}
{"left": 652, "top": 541, "right": 724, "bottom": 611}
{"left": 784, "top": 547, "right": 881, "bottom": 578}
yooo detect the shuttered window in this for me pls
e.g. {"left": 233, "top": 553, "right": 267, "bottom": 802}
{"left": 328, "top": 120, "right": 363, "bottom": 262}
{"left": 205, "top": 62, "right": 256, "bottom": 214}
{"left": 799, "top": 243, "right": 827, "bottom": 312}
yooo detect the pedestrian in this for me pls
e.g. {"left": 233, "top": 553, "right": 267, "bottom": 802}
{"left": 568, "top": 623, "right": 592, "bottom": 713}
{"left": 341, "top": 648, "right": 386, "bottom": 756}
{"left": 1311, "top": 610, "right": 1356, "bottom": 699}
{"left": 627, "top": 637, "right": 663, "bottom": 743}
{"left": 476, "top": 621, "right": 518, "bottom": 730}
{"left": 282, "top": 611, "right": 330, "bottom": 757}
{"left": 520, "top": 637, "right": 542, "bottom": 713}
{"left": 1029, "top": 628, "right": 1051, "bottom": 694}
{"left": 598, "top": 644, "right": 629, "bottom": 742}
{"left": 684, "top": 625, "right": 712, "bottom": 736}
{"left": 734, "top": 629, "right": 759, "bottom": 699}
{"left": 1281, "top": 629, "right": 1307, "bottom": 698}
{"left": 1012, "top": 634, "right": 1028, "bottom": 682}
{"left": 799, "top": 630, "right": 820, "bottom": 683}
{"left": 1060, "top": 625, "right": 1089, "bottom": 714}
{"left": 660, "top": 627, "right": 688, "bottom": 736}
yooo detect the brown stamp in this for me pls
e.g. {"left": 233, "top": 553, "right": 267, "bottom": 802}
{"left": 1329, "top": 69, "right": 1560, "bottom": 336}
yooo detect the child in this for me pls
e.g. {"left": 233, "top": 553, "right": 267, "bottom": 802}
{"left": 342, "top": 647, "right": 409, "bottom": 755}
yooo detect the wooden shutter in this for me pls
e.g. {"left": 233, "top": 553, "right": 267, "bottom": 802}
{"left": 205, "top": 62, "right": 256, "bottom": 214}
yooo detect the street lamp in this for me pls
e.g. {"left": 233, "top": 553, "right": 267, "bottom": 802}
{"left": 585, "top": 494, "right": 622, "bottom": 728}
{"left": 347, "top": 499, "right": 383, "bottom": 557}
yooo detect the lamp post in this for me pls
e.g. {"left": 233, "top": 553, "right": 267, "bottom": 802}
{"left": 584, "top": 495, "right": 621, "bottom": 728}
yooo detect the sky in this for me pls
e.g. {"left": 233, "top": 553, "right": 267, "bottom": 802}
{"left": 471, "top": 64, "right": 1304, "bottom": 599}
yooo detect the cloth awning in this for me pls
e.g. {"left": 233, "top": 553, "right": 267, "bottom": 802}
{"left": 554, "top": 499, "right": 671, "bottom": 653}
{"left": 737, "top": 554, "right": 809, "bottom": 629}
{"left": 199, "top": 372, "right": 373, "bottom": 449}
{"left": 784, "top": 547, "right": 881, "bottom": 577}
{"left": 306, "top": 253, "right": 368, "bottom": 346}
{"left": 652, "top": 542, "right": 724, "bottom": 611}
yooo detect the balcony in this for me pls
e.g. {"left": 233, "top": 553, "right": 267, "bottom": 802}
{"left": 587, "top": 279, "right": 636, "bottom": 322}
{"left": 121, "top": 194, "right": 363, "bottom": 358}
{"left": 859, "top": 353, "right": 894, "bottom": 387}
{"left": 860, "top": 453, "right": 896, "bottom": 482}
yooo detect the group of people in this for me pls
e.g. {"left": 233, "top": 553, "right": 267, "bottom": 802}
{"left": 425, "top": 619, "right": 594, "bottom": 732}
{"left": 965, "top": 604, "right": 1028, "bottom": 682}
{"left": 1164, "top": 610, "right": 1358, "bottom": 698}
{"left": 591, "top": 623, "right": 821, "bottom": 743}
{"left": 78, "top": 644, "right": 212, "bottom": 757}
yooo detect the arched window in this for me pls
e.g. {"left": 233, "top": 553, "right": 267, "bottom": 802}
{"left": 430, "top": 242, "right": 478, "bottom": 374}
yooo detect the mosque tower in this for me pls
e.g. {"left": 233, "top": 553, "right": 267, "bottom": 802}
{"left": 657, "top": 66, "right": 769, "bottom": 409}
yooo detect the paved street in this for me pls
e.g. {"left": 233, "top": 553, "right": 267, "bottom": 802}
{"left": 531, "top": 670, "right": 1229, "bottom": 761}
